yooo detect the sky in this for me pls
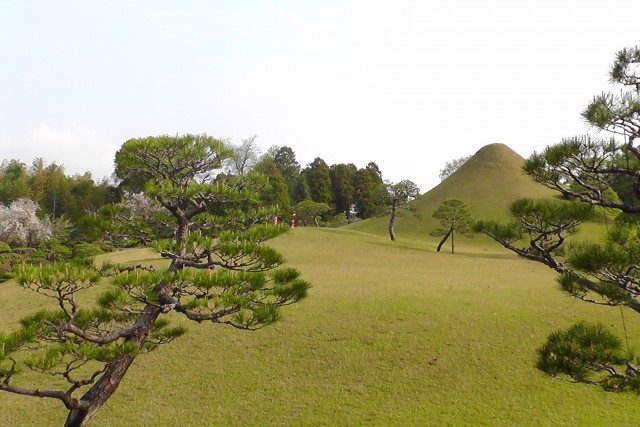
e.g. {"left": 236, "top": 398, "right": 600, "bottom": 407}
{"left": 1, "top": 1, "right": 639, "bottom": 193}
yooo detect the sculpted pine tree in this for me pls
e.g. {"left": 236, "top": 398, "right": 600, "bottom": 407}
{"left": 0, "top": 134, "right": 310, "bottom": 426}
{"left": 384, "top": 180, "right": 420, "bottom": 241}
{"left": 475, "top": 45, "right": 640, "bottom": 392}
{"left": 430, "top": 198, "right": 474, "bottom": 254}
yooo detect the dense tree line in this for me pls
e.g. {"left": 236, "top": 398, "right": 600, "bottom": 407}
{"left": 0, "top": 144, "right": 388, "bottom": 240}
{"left": 0, "top": 159, "right": 121, "bottom": 223}
{"left": 249, "top": 145, "right": 387, "bottom": 224}
{"left": 0, "top": 140, "right": 413, "bottom": 272}
{"left": 0, "top": 160, "right": 122, "bottom": 276}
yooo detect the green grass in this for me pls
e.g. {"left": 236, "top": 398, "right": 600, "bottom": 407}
{"left": 2, "top": 228, "right": 640, "bottom": 426}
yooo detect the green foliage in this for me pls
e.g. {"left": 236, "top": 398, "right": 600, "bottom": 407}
{"left": 0, "top": 158, "right": 121, "bottom": 256}
{"left": 583, "top": 92, "right": 640, "bottom": 130}
{"left": 431, "top": 198, "right": 474, "bottom": 234}
{"left": 294, "top": 200, "right": 332, "bottom": 227}
{"left": 430, "top": 198, "right": 474, "bottom": 253}
{"left": 353, "top": 163, "right": 385, "bottom": 219}
{"left": 260, "top": 162, "right": 292, "bottom": 221}
{"left": 114, "top": 134, "right": 234, "bottom": 192}
{"left": 0, "top": 160, "right": 32, "bottom": 204}
{"left": 304, "top": 157, "right": 333, "bottom": 205}
{"left": 477, "top": 199, "right": 595, "bottom": 263}
{"left": 329, "top": 212, "right": 349, "bottom": 227}
{"left": 97, "top": 289, "right": 134, "bottom": 310}
{"left": 291, "top": 173, "right": 310, "bottom": 204}
{"left": 16, "top": 263, "right": 102, "bottom": 292}
{"left": 330, "top": 163, "right": 357, "bottom": 217}
{"left": 0, "top": 242, "right": 24, "bottom": 282}
{"left": 509, "top": 198, "right": 595, "bottom": 227}
{"left": 384, "top": 179, "right": 421, "bottom": 241}
{"left": 473, "top": 219, "right": 523, "bottom": 243}
{"left": 557, "top": 273, "right": 632, "bottom": 305}
{"left": 535, "top": 321, "right": 640, "bottom": 393}
{"left": 72, "top": 242, "right": 104, "bottom": 260}
{"left": 32, "top": 238, "right": 73, "bottom": 263}
{"left": 272, "top": 146, "right": 301, "bottom": 184}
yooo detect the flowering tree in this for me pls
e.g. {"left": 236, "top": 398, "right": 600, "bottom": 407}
{"left": 0, "top": 198, "right": 52, "bottom": 247}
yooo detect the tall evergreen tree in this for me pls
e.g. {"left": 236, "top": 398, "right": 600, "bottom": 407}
{"left": 273, "top": 146, "right": 301, "bottom": 202}
{"left": 291, "top": 173, "right": 310, "bottom": 204}
{"left": 0, "top": 160, "right": 32, "bottom": 204}
{"left": 273, "top": 146, "right": 301, "bottom": 183}
{"left": 261, "top": 161, "right": 292, "bottom": 222}
{"left": 30, "top": 158, "right": 49, "bottom": 205}
{"left": 304, "top": 157, "right": 332, "bottom": 205}
{"left": 330, "top": 163, "right": 357, "bottom": 218}
{"left": 354, "top": 164, "right": 384, "bottom": 219}
{"left": 42, "top": 163, "right": 71, "bottom": 221}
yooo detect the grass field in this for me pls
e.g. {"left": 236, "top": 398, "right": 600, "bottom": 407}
{"left": 2, "top": 227, "right": 640, "bottom": 426}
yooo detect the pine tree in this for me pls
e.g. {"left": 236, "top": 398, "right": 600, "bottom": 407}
{"left": 383, "top": 180, "right": 420, "bottom": 241}
{"left": 430, "top": 198, "right": 474, "bottom": 253}
{"left": 475, "top": 44, "right": 640, "bottom": 392}
{"left": 0, "top": 134, "right": 310, "bottom": 426}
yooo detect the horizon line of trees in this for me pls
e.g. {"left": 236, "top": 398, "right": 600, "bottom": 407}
{"left": 228, "top": 142, "right": 389, "bottom": 225}
{"left": 0, "top": 143, "right": 393, "bottom": 231}
{"left": 0, "top": 143, "right": 409, "bottom": 261}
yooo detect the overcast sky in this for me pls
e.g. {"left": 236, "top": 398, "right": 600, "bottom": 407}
{"left": 1, "top": 1, "right": 639, "bottom": 193}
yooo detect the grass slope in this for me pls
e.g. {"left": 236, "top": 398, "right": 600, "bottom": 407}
{"left": 346, "top": 143, "right": 558, "bottom": 243}
{"left": 2, "top": 228, "right": 640, "bottom": 426}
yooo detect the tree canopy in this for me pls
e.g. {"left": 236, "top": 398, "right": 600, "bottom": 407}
{"left": 304, "top": 157, "right": 333, "bottom": 206}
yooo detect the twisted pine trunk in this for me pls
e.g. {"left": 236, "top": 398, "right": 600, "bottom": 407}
{"left": 436, "top": 228, "right": 452, "bottom": 252}
{"left": 64, "top": 306, "right": 161, "bottom": 427}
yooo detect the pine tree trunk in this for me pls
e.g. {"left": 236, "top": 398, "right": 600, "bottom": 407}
{"left": 64, "top": 305, "right": 161, "bottom": 426}
{"left": 388, "top": 201, "right": 397, "bottom": 241}
{"left": 64, "top": 354, "right": 136, "bottom": 427}
{"left": 451, "top": 228, "right": 455, "bottom": 254}
{"left": 436, "top": 229, "right": 452, "bottom": 252}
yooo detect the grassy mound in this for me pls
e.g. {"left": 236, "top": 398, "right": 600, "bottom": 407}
{"left": 346, "top": 143, "right": 558, "bottom": 244}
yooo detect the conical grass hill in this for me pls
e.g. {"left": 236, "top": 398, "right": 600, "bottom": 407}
{"left": 346, "top": 143, "right": 558, "bottom": 240}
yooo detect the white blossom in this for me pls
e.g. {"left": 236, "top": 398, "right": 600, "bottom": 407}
{"left": 0, "top": 198, "right": 53, "bottom": 246}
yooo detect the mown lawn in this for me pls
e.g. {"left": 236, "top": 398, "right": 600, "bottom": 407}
{"left": 2, "top": 228, "right": 640, "bottom": 426}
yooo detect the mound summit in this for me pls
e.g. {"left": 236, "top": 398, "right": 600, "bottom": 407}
{"left": 347, "top": 143, "right": 556, "bottom": 238}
